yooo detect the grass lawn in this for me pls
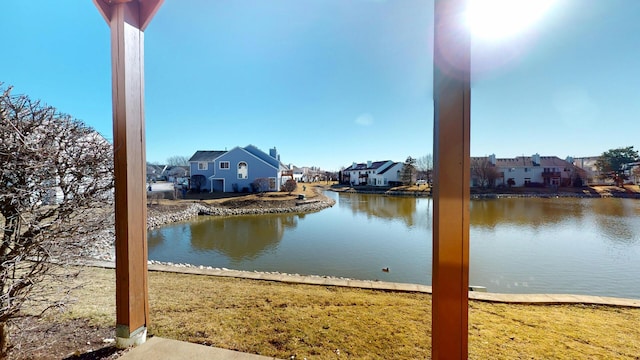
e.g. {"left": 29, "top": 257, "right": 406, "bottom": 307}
{"left": 46, "top": 267, "right": 640, "bottom": 359}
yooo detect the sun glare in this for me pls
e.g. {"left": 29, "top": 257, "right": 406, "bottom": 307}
{"left": 465, "top": 0, "right": 556, "bottom": 41}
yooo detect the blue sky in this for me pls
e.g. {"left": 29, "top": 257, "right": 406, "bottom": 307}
{"left": 1, "top": 0, "right": 638, "bottom": 170}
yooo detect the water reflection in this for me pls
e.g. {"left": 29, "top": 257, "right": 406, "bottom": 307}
{"left": 148, "top": 224, "right": 190, "bottom": 250}
{"left": 338, "top": 193, "right": 420, "bottom": 227}
{"left": 470, "top": 198, "right": 585, "bottom": 229}
{"left": 190, "top": 214, "right": 299, "bottom": 260}
{"left": 591, "top": 199, "right": 640, "bottom": 244}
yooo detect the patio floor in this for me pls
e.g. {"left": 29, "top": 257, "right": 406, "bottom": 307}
{"left": 119, "top": 336, "right": 282, "bottom": 360}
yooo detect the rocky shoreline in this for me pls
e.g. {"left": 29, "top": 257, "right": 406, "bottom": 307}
{"left": 147, "top": 198, "right": 335, "bottom": 229}
{"left": 471, "top": 192, "right": 640, "bottom": 199}
{"left": 330, "top": 187, "right": 640, "bottom": 199}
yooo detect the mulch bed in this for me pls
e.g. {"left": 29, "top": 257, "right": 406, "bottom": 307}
{"left": 8, "top": 317, "right": 128, "bottom": 360}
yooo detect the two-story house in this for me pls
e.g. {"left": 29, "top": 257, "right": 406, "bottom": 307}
{"left": 189, "top": 145, "right": 289, "bottom": 192}
{"left": 471, "top": 153, "right": 586, "bottom": 188}
{"left": 342, "top": 160, "right": 404, "bottom": 186}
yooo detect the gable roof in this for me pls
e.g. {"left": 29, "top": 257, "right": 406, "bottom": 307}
{"left": 378, "top": 162, "right": 400, "bottom": 175}
{"left": 189, "top": 150, "right": 226, "bottom": 162}
{"left": 494, "top": 156, "right": 571, "bottom": 168}
{"left": 473, "top": 155, "right": 576, "bottom": 169}
{"left": 344, "top": 160, "right": 391, "bottom": 171}
{"left": 243, "top": 144, "right": 278, "bottom": 167}
{"left": 217, "top": 146, "right": 280, "bottom": 171}
{"left": 243, "top": 144, "right": 290, "bottom": 171}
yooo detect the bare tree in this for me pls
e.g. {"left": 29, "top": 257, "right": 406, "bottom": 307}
{"left": 0, "top": 85, "right": 113, "bottom": 355}
{"left": 280, "top": 179, "right": 297, "bottom": 194}
{"left": 399, "top": 156, "right": 417, "bottom": 185}
{"left": 166, "top": 155, "right": 190, "bottom": 166}
{"left": 252, "top": 177, "right": 270, "bottom": 195}
{"left": 415, "top": 154, "right": 433, "bottom": 183}
{"left": 471, "top": 158, "right": 500, "bottom": 188}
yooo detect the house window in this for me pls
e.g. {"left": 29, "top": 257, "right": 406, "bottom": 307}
{"left": 524, "top": 178, "right": 531, "bottom": 186}
{"left": 220, "top": 161, "right": 230, "bottom": 169}
{"left": 238, "top": 162, "right": 248, "bottom": 179}
{"left": 524, "top": 168, "right": 529, "bottom": 172}
{"left": 198, "top": 162, "right": 208, "bottom": 170}
{"left": 268, "top": 177, "right": 276, "bottom": 191}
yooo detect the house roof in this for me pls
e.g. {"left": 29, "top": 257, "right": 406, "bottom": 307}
{"left": 189, "top": 150, "right": 226, "bottom": 162}
{"left": 496, "top": 156, "right": 570, "bottom": 168}
{"left": 378, "top": 162, "right": 400, "bottom": 175}
{"left": 146, "top": 164, "right": 164, "bottom": 175}
{"left": 164, "top": 165, "right": 189, "bottom": 175}
{"left": 473, "top": 155, "right": 576, "bottom": 169}
{"left": 344, "top": 160, "right": 391, "bottom": 171}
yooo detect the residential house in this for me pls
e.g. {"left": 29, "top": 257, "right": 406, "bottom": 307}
{"left": 288, "top": 165, "right": 305, "bottom": 182}
{"left": 163, "top": 165, "right": 189, "bottom": 183}
{"left": 572, "top": 156, "right": 601, "bottom": 184}
{"left": 624, "top": 161, "right": 640, "bottom": 185}
{"left": 146, "top": 164, "right": 164, "bottom": 182}
{"left": 471, "top": 153, "right": 586, "bottom": 188}
{"left": 189, "top": 145, "right": 289, "bottom": 192}
{"left": 573, "top": 157, "right": 640, "bottom": 185}
{"left": 341, "top": 160, "right": 404, "bottom": 186}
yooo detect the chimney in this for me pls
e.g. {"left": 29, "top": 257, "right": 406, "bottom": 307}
{"left": 367, "top": 160, "right": 372, "bottom": 168}
{"left": 532, "top": 153, "right": 541, "bottom": 166}
{"left": 488, "top": 154, "right": 496, "bottom": 165}
{"left": 352, "top": 162, "right": 357, "bottom": 169}
{"left": 269, "top": 147, "right": 278, "bottom": 159}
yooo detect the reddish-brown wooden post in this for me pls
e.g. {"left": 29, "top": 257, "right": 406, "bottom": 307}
{"left": 93, "top": 0, "right": 164, "bottom": 348}
{"left": 432, "top": 0, "right": 471, "bottom": 358}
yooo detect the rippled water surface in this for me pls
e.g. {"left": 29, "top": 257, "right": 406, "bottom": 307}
{"left": 148, "top": 192, "right": 640, "bottom": 299}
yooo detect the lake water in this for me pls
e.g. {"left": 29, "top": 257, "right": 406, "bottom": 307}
{"left": 148, "top": 192, "right": 640, "bottom": 299}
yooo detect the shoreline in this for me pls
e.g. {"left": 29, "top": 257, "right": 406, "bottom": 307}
{"left": 81, "top": 259, "right": 640, "bottom": 307}
{"left": 147, "top": 194, "right": 336, "bottom": 230}
{"left": 87, "top": 190, "right": 336, "bottom": 262}
{"left": 326, "top": 184, "right": 640, "bottom": 199}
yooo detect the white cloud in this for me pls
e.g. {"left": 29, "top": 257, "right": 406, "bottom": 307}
{"left": 355, "top": 113, "right": 374, "bottom": 126}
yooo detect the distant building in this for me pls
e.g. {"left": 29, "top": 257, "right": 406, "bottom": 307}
{"left": 572, "top": 156, "right": 601, "bottom": 185}
{"left": 341, "top": 160, "right": 404, "bottom": 186}
{"left": 471, "top": 153, "right": 586, "bottom": 188}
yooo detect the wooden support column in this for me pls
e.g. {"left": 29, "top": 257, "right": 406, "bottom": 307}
{"left": 93, "top": 0, "right": 164, "bottom": 348}
{"left": 432, "top": 0, "right": 471, "bottom": 358}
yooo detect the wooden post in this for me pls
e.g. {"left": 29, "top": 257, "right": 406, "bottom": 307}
{"left": 432, "top": 0, "right": 471, "bottom": 358}
{"left": 93, "top": 0, "right": 164, "bottom": 348}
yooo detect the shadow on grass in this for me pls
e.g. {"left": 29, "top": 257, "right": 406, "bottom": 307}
{"left": 63, "top": 346, "right": 123, "bottom": 360}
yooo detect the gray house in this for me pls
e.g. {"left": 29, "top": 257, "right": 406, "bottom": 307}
{"left": 189, "top": 145, "right": 289, "bottom": 192}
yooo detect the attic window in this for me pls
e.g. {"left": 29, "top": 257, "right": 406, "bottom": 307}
{"left": 198, "top": 162, "right": 208, "bottom": 170}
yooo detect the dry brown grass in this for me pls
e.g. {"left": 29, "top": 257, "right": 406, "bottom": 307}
{"left": 45, "top": 267, "right": 640, "bottom": 359}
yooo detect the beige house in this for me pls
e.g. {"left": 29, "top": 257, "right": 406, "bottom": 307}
{"left": 471, "top": 153, "right": 586, "bottom": 188}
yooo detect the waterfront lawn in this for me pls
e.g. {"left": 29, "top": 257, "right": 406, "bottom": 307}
{"left": 29, "top": 267, "right": 640, "bottom": 359}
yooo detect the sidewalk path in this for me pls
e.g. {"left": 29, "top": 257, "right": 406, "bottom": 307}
{"left": 119, "top": 336, "right": 281, "bottom": 360}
